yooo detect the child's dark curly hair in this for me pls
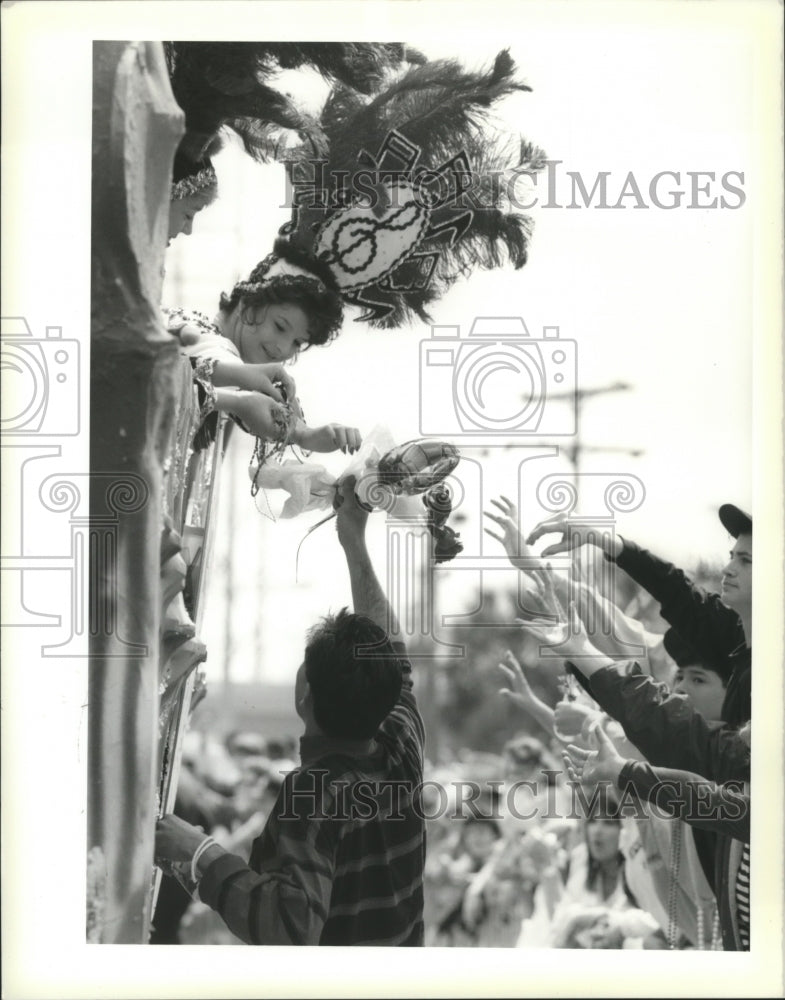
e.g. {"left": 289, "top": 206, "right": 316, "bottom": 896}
{"left": 218, "top": 239, "right": 343, "bottom": 348}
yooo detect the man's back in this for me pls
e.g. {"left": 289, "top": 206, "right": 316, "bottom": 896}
{"left": 201, "top": 645, "right": 426, "bottom": 946}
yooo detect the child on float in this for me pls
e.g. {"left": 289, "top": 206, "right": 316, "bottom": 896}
{"left": 164, "top": 243, "right": 362, "bottom": 458}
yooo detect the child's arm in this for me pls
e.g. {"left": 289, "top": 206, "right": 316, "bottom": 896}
{"left": 168, "top": 311, "right": 298, "bottom": 410}
{"left": 290, "top": 420, "right": 362, "bottom": 455}
{"left": 209, "top": 359, "right": 297, "bottom": 408}
{"left": 213, "top": 388, "right": 293, "bottom": 442}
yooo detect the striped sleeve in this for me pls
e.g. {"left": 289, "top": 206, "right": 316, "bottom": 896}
{"left": 382, "top": 643, "right": 425, "bottom": 753}
{"left": 735, "top": 843, "right": 750, "bottom": 949}
{"left": 198, "top": 771, "right": 339, "bottom": 945}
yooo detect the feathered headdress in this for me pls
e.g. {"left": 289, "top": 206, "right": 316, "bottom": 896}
{"left": 273, "top": 49, "right": 547, "bottom": 328}
{"left": 164, "top": 42, "right": 419, "bottom": 168}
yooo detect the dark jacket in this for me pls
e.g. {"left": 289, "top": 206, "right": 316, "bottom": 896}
{"left": 612, "top": 539, "right": 750, "bottom": 725}
{"left": 618, "top": 761, "right": 749, "bottom": 843}
{"left": 574, "top": 662, "right": 750, "bottom": 950}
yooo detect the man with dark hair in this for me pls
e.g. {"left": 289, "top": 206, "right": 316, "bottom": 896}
{"left": 155, "top": 477, "right": 426, "bottom": 945}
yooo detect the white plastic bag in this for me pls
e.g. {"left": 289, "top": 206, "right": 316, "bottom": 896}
{"left": 248, "top": 425, "right": 397, "bottom": 518}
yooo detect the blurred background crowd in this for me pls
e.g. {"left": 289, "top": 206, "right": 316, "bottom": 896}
{"left": 153, "top": 557, "right": 725, "bottom": 950}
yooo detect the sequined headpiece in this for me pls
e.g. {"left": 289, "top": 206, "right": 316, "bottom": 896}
{"left": 171, "top": 165, "right": 218, "bottom": 201}
{"left": 275, "top": 49, "right": 547, "bottom": 329}
{"left": 170, "top": 148, "right": 219, "bottom": 202}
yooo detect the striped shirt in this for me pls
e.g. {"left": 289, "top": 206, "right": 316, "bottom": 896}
{"left": 199, "top": 643, "right": 426, "bottom": 945}
{"left": 735, "top": 843, "right": 750, "bottom": 949}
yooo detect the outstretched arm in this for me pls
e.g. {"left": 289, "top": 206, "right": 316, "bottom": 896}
{"left": 335, "top": 476, "right": 399, "bottom": 636}
{"left": 526, "top": 512, "right": 743, "bottom": 661}
{"left": 498, "top": 649, "right": 556, "bottom": 737}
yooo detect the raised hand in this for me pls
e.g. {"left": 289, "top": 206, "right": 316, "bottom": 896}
{"left": 483, "top": 496, "right": 533, "bottom": 570}
{"left": 553, "top": 699, "right": 602, "bottom": 740}
{"left": 334, "top": 474, "right": 369, "bottom": 546}
{"left": 573, "top": 581, "right": 649, "bottom": 658}
{"left": 562, "top": 722, "right": 626, "bottom": 785}
{"left": 498, "top": 649, "right": 538, "bottom": 709}
{"left": 526, "top": 512, "right": 622, "bottom": 559}
{"left": 516, "top": 600, "right": 600, "bottom": 661}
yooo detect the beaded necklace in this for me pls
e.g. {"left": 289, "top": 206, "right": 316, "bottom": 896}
{"left": 667, "top": 822, "right": 722, "bottom": 950}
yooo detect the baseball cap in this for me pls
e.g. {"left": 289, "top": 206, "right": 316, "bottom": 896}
{"left": 663, "top": 627, "right": 734, "bottom": 683}
{"left": 719, "top": 503, "right": 752, "bottom": 538}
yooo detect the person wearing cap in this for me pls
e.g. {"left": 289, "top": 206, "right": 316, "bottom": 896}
{"left": 666, "top": 627, "right": 735, "bottom": 726}
{"left": 517, "top": 599, "right": 751, "bottom": 951}
{"left": 525, "top": 503, "right": 752, "bottom": 726}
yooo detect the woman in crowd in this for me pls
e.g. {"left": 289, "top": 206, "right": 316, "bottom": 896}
{"left": 516, "top": 806, "right": 662, "bottom": 948}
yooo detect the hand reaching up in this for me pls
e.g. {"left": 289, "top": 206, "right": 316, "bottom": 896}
{"left": 554, "top": 699, "right": 602, "bottom": 741}
{"left": 562, "top": 722, "right": 627, "bottom": 786}
{"left": 516, "top": 598, "right": 605, "bottom": 663}
{"left": 483, "top": 496, "right": 533, "bottom": 570}
{"left": 526, "top": 512, "right": 623, "bottom": 559}
{"left": 498, "top": 649, "right": 538, "bottom": 709}
{"left": 334, "top": 475, "right": 369, "bottom": 547}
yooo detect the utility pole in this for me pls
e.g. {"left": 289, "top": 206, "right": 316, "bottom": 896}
{"left": 537, "top": 381, "right": 644, "bottom": 502}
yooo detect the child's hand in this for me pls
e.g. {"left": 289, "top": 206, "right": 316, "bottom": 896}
{"left": 293, "top": 423, "right": 362, "bottom": 455}
{"left": 211, "top": 360, "right": 298, "bottom": 411}
{"left": 235, "top": 363, "right": 297, "bottom": 407}
{"left": 227, "top": 391, "right": 291, "bottom": 442}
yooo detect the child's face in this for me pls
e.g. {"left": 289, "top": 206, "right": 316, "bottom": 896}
{"left": 231, "top": 302, "right": 311, "bottom": 364}
{"left": 672, "top": 665, "right": 727, "bottom": 722}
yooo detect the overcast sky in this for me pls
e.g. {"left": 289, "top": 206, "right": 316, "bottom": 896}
{"left": 2, "top": 2, "right": 782, "bottom": 994}
{"left": 164, "top": 26, "right": 757, "bottom": 684}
